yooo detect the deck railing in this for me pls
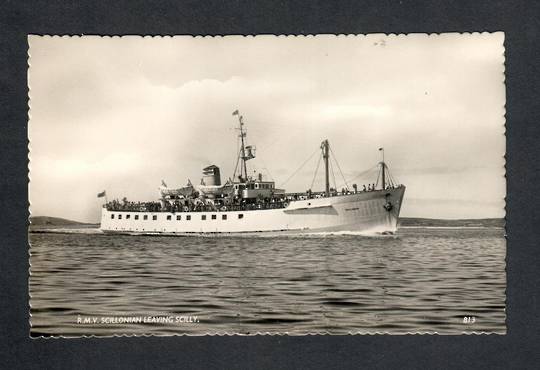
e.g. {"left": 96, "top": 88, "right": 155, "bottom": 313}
{"left": 104, "top": 185, "right": 403, "bottom": 213}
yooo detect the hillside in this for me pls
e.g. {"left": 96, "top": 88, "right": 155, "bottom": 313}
{"left": 29, "top": 216, "right": 98, "bottom": 229}
{"left": 399, "top": 217, "right": 504, "bottom": 228}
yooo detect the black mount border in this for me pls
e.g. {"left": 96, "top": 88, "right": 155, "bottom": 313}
{"left": 1, "top": 1, "right": 539, "bottom": 368}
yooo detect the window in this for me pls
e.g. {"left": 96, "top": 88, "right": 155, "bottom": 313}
{"left": 167, "top": 215, "right": 172, "bottom": 220}
{"left": 152, "top": 215, "right": 157, "bottom": 220}
{"left": 176, "top": 215, "right": 181, "bottom": 221}
{"left": 201, "top": 215, "right": 206, "bottom": 220}
{"left": 111, "top": 214, "right": 115, "bottom": 219}
{"left": 211, "top": 214, "right": 216, "bottom": 220}
{"left": 222, "top": 214, "right": 227, "bottom": 220}
{"left": 126, "top": 214, "right": 130, "bottom": 219}
{"left": 143, "top": 215, "right": 148, "bottom": 220}
{"left": 186, "top": 215, "right": 191, "bottom": 221}
{"left": 135, "top": 215, "right": 139, "bottom": 220}
{"left": 238, "top": 214, "right": 244, "bottom": 219}
{"left": 119, "top": 214, "right": 122, "bottom": 220}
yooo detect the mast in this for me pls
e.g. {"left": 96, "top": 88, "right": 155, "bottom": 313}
{"left": 379, "top": 147, "right": 385, "bottom": 189}
{"left": 232, "top": 110, "right": 255, "bottom": 182}
{"left": 321, "top": 139, "right": 330, "bottom": 196}
{"left": 239, "top": 116, "right": 248, "bottom": 180}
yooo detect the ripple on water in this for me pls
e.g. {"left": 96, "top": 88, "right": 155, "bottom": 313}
{"left": 29, "top": 227, "right": 506, "bottom": 335}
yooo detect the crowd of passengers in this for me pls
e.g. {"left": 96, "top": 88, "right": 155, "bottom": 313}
{"left": 106, "top": 199, "right": 162, "bottom": 212}
{"left": 105, "top": 197, "right": 289, "bottom": 213}
{"left": 105, "top": 183, "right": 400, "bottom": 212}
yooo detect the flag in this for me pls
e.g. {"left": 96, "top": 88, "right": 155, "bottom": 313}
{"left": 232, "top": 109, "right": 239, "bottom": 116}
{"left": 97, "top": 190, "right": 106, "bottom": 198}
{"left": 161, "top": 179, "right": 167, "bottom": 187}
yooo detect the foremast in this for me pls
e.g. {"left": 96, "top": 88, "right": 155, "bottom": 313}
{"left": 321, "top": 139, "right": 330, "bottom": 197}
{"left": 380, "top": 147, "right": 386, "bottom": 190}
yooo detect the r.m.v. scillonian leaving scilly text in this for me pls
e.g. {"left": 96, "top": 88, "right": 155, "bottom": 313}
{"left": 100, "top": 111, "right": 406, "bottom": 235}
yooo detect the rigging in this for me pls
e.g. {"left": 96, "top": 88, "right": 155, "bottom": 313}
{"left": 329, "top": 145, "right": 350, "bottom": 191}
{"left": 310, "top": 152, "right": 323, "bottom": 191}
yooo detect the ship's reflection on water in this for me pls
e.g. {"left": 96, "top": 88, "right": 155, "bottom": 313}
{"left": 29, "top": 227, "right": 506, "bottom": 336}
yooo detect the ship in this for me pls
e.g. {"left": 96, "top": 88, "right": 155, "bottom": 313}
{"left": 100, "top": 111, "right": 406, "bottom": 235}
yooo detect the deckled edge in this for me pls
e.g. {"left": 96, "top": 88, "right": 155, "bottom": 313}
{"left": 502, "top": 32, "right": 508, "bottom": 335}
{"left": 26, "top": 32, "right": 508, "bottom": 339}
{"left": 27, "top": 34, "right": 34, "bottom": 339}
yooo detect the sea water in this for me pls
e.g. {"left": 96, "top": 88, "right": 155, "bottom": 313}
{"left": 29, "top": 227, "right": 506, "bottom": 336}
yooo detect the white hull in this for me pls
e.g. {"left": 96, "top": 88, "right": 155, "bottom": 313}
{"left": 100, "top": 187, "right": 405, "bottom": 235}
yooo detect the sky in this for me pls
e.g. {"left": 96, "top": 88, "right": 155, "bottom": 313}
{"left": 28, "top": 34, "right": 506, "bottom": 223}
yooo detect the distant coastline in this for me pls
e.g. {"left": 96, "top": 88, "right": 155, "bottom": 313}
{"left": 28, "top": 215, "right": 504, "bottom": 232}
{"left": 399, "top": 217, "right": 504, "bottom": 228}
{"left": 29, "top": 216, "right": 99, "bottom": 230}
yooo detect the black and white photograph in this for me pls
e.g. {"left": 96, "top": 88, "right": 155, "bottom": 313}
{"left": 28, "top": 33, "right": 506, "bottom": 336}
